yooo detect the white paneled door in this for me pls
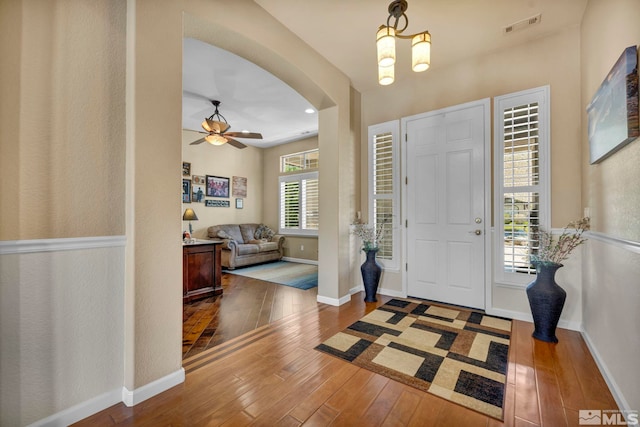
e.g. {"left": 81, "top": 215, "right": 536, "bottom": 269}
{"left": 404, "top": 99, "right": 489, "bottom": 309}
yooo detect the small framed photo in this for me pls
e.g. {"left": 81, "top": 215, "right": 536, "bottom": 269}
{"left": 182, "top": 179, "right": 191, "bottom": 203}
{"left": 206, "top": 175, "right": 230, "bottom": 198}
{"left": 192, "top": 175, "right": 206, "bottom": 185}
{"left": 192, "top": 185, "right": 204, "bottom": 202}
{"left": 235, "top": 198, "right": 243, "bottom": 209}
{"left": 182, "top": 162, "right": 191, "bottom": 177}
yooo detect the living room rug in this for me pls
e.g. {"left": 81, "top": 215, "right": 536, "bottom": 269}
{"left": 315, "top": 298, "right": 512, "bottom": 419}
{"left": 226, "top": 261, "right": 318, "bottom": 290}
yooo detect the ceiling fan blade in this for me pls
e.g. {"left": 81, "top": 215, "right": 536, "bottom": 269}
{"left": 225, "top": 138, "right": 247, "bottom": 149}
{"left": 224, "top": 132, "right": 263, "bottom": 139}
{"left": 189, "top": 137, "right": 206, "bottom": 145}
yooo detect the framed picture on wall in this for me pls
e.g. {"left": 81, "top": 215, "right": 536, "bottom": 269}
{"left": 235, "top": 198, "right": 243, "bottom": 209}
{"left": 206, "top": 175, "right": 230, "bottom": 198}
{"left": 587, "top": 45, "right": 639, "bottom": 163}
{"left": 182, "top": 179, "right": 191, "bottom": 203}
{"left": 182, "top": 162, "right": 191, "bottom": 177}
{"left": 192, "top": 185, "right": 204, "bottom": 202}
{"left": 192, "top": 175, "right": 206, "bottom": 185}
{"left": 232, "top": 176, "right": 247, "bottom": 197}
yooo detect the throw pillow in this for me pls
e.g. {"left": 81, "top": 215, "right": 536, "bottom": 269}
{"left": 217, "top": 230, "right": 233, "bottom": 240}
{"left": 255, "top": 224, "right": 275, "bottom": 240}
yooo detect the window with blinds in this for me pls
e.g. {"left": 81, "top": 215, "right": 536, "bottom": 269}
{"left": 372, "top": 132, "right": 394, "bottom": 260}
{"left": 494, "top": 87, "right": 549, "bottom": 284}
{"left": 368, "top": 121, "right": 400, "bottom": 270}
{"left": 279, "top": 172, "right": 319, "bottom": 235}
{"left": 280, "top": 149, "right": 319, "bottom": 172}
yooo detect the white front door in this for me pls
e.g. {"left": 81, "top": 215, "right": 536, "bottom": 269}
{"left": 404, "top": 99, "right": 489, "bottom": 309}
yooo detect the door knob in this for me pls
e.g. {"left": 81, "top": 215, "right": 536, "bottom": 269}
{"left": 468, "top": 229, "right": 482, "bottom": 235}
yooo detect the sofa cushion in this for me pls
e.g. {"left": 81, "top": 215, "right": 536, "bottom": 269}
{"left": 239, "top": 224, "right": 259, "bottom": 243}
{"left": 257, "top": 241, "right": 279, "bottom": 252}
{"left": 217, "top": 224, "right": 244, "bottom": 243}
{"left": 237, "top": 244, "right": 259, "bottom": 256}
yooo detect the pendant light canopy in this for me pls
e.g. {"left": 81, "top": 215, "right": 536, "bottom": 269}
{"left": 376, "top": 0, "right": 431, "bottom": 85}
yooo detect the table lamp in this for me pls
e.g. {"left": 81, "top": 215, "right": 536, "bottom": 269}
{"left": 182, "top": 208, "right": 198, "bottom": 235}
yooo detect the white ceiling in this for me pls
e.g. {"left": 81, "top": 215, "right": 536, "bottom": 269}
{"left": 183, "top": 0, "right": 587, "bottom": 147}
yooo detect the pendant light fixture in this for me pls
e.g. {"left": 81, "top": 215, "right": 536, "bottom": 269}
{"left": 376, "top": 0, "right": 431, "bottom": 85}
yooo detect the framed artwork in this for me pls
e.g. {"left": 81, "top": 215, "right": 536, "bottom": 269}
{"left": 182, "top": 162, "right": 191, "bottom": 177}
{"left": 235, "top": 198, "right": 243, "bottom": 209}
{"left": 192, "top": 175, "right": 206, "bottom": 185}
{"left": 587, "top": 45, "right": 639, "bottom": 164}
{"left": 182, "top": 179, "right": 191, "bottom": 203}
{"left": 205, "top": 199, "right": 230, "bottom": 207}
{"left": 192, "top": 185, "right": 204, "bottom": 203}
{"left": 232, "top": 176, "right": 247, "bottom": 197}
{"left": 206, "top": 175, "right": 230, "bottom": 198}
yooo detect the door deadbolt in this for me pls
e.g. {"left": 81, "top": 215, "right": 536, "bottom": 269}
{"left": 475, "top": 218, "right": 482, "bottom": 224}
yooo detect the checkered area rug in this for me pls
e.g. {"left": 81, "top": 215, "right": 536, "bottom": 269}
{"left": 315, "top": 298, "right": 512, "bottom": 419}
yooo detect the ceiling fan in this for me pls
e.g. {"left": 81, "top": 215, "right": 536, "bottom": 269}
{"left": 189, "top": 100, "right": 263, "bottom": 149}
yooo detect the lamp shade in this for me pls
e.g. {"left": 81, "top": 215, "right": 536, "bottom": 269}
{"left": 378, "top": 63, "right": 395, "bottom": 86}
{"left": 376, "top": 26, "right": 396, "bottom": 67}
{"left": 205, "top": 134, "right": 227, "bottom": 146}
{"left": 182, "top": 208, "right": 198, "bottom": 221}
{"left": 411, "top": 32, "right": 431, "bottom": 72}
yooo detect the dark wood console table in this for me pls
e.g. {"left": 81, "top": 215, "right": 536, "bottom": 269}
{"left": 182, "top": 240, "right": 223, "bottom": 302}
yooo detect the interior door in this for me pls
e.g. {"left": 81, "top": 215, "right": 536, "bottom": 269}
{"left": 404, "top": 99, "right": 489, "bottom": 309}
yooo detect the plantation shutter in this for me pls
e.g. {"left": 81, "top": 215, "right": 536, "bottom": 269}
{"left": 279, "top": 171, "right": 319, "bottom": 235}
{"left": 502, "top": 102, "right": 540, "bottom": 275}
{"left": 372, "top": 132, "right": 394, "bottom": 260}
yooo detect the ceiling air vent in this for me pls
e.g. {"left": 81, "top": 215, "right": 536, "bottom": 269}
{"left": 503, "top": 13, "right": 542, "bottom": 35}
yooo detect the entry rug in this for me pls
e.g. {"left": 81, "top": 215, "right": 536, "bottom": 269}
{"left": 226, "top": 261, "right": 317, "bottom": 290}
{"left": 315, "top": 298, "right": 512, "bottom": 419}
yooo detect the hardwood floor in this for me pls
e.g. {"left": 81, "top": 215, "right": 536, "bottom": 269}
{"left": 76, "top": 275, "right": 618, "bottom": 426}
{"left": 183, "top": 272, "right": 319, "bottom": 359}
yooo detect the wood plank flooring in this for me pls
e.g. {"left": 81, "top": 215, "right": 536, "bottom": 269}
{"left": 183, "top": 272, "right": 319, "bottom": 359}
{"left": 75, "top": 274, "right": 619, "bottom": 426}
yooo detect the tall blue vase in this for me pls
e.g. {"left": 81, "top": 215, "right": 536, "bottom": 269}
{"left": 526, "top": 262, "right": 566, "bottom": 343}
{"left": 361, "top": 249, "right": 382, "bottom": 302}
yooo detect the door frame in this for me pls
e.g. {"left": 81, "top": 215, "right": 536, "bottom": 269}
{"left": 400, "top": 98, "right": 492, "bottom": 309}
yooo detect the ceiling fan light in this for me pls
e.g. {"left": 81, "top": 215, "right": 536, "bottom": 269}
{"left": 376, "top": 25, "right": 396, "bottom": 67}
{"left": 411, "top": 32, "right": 431, "bottom": 72}
{"left": 201, "top": 119, "right": 212, "bottom": 132}
{"left": 205, "top": 134, "right": 227, "bottom": 146}
{"left": 378, "top": 63, "right": 395, "bottom": 86}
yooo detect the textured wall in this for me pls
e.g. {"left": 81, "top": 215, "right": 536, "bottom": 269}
{"left": 0, "top": 0, "right": 126, "bottom": 240}
{"left": 580, "top": 0, "right": 640, "bottom": 412}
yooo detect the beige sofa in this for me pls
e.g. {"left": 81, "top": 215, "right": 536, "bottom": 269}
{"left": 207, "top": 223, "right": 284, "bottom": 269}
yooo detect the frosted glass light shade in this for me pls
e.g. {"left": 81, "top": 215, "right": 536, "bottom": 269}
{"left": 378, "top": 63, "right": 394, "bottom": 86}
{"left": 411, "top": 32, "right": 431, "bottom": 72}
{"left": 376, "top": 26, "right": 396, "bottom": 67}
{"left": 205, "top": 134, "right": 227, "bottom": 146}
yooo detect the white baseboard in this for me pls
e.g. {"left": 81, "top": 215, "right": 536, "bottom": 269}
{"left": 378, "top": 287, "right": 407, "bottom": 298}
{"left": 317, "top": 294, "right": 351, "bottom": 306}
{"left": 485, "top": 307, "right": 582, "bottom": 332}
{"left": 0, "top": 235, "right": 126, "bottom": 255}
{"left": 281, "top": 256, "right": 318, "bottom": 265}
{"left": 581, "top": 330, "right": 632, "bottom": 414}
{"left": 122, "top": 368, "right": 185, "bottom": 407}
{"left": 27, "top": 388, "right": 122, "bottom": 427}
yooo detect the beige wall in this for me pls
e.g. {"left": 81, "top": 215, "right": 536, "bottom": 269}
{"left": 0, "top": 0, "right": 126, "bottom": 240}
{"left": 182, "top": 130, "right": 263, "bottom": 239}
{"left": 580, "top": 0, "right": 640, "bottom": 412}
{"left": 263, "top": 136, "right": 319, "bottom": 260}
